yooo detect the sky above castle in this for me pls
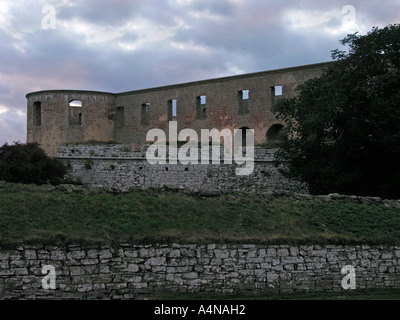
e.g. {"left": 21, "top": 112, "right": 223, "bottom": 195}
{"left": 0, "top": 0, "right": 399, "bottom": 146}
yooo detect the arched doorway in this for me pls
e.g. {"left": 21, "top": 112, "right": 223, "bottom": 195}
{"left": 266, "top": 124, "right": 285, "bottom": 144}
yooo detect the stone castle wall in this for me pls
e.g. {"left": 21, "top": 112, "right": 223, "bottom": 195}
{"left": 26, "top": 91, "right": 116, "bottom": 156}
{"left": 57, "top": 144, "right": 308, "bottom": 194}
{"left": 1, "top": 243, "right": 400, "bottom": 299}
{"left": 26, "top": 62, "right": 334, "bottom": 156}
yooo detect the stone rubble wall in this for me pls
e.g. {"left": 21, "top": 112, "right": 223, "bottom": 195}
{"left": 57, "top": 145, "right": 308, "bottom": 194}
{"left": 1, "top": 244, "right": 400, "bottom": 299}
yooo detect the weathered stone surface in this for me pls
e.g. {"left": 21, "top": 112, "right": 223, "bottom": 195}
{"left": 24, "top": 250, "right": 37, "bottom": 260}
{"left": 28, "top": 62, "right": 332, "bottom": 157}
{"left": 51, "top": 250, "right": 66, "bottom": 260}
{"left": 57, "top": 146, "right": 308, "bottom": 194}
{"left": 277, "top": 248, "right": 289, "bottom": 257}
{"left": 124, "top": 263, "right": 139, "bottom": 273}
{"left": 1, "top": 244, "right": 400, "bottom": 299}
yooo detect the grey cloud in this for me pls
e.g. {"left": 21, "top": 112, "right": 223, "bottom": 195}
{"left": 0, "top": 82, "right": 11, "bottom": 95}
{"left": 0, "top": 0, "right": 398, "bottom": 146}
{"left": 0, "top": 110, "right": 26, "bottom": 145}
{"left": 59, "top": 0, "right": 141, "bottom": 27}
{"left": 188, "top": 0, "right": 236, "bottom": 17}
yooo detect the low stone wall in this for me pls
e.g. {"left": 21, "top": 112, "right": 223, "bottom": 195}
{"left": 1, "top": 243, "right": 400, "bottom": 300}
{"left": 57, "top": 145, "right": 308, "bottom": 194}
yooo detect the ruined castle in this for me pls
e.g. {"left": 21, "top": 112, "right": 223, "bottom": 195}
{"left": 25, "top": 61, "right": 333, "bottom": 193}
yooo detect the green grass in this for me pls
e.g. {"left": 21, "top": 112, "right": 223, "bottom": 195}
{"left": 1, "top": 181, "right": 400, "bottom": 246}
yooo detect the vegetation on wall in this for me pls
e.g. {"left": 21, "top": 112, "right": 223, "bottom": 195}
{"left": 272, "top": 24, "right": 400, "bottom": 199}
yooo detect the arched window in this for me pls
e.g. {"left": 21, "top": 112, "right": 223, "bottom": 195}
{"left": 69, "top": 100, "right": 82, "bottom": 107}
{"left": 266, "top": 124, "right": 285, "bottom": 143}
{"left": 69, "top": 100, "right": 83, "bottom": 125}
{"left": 33, "top": 101, "right": 41, "bottom": 126}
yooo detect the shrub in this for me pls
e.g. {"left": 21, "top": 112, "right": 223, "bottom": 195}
{"left": 0, "top": 142, "right": 66, "bottom": 185}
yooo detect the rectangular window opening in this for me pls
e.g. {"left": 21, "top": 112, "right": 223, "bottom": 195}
{"left": 202, "top": 107, "right": 207, "bottom": 119}
{"left": 274, "top": 86, "right": 283, "bottom": 96}
{"left": 271, "top": 86, "right": 283, "bottom": 106}
{"left": 68, "top": 100, "right": 83, "bottom": 126}
{"left": 141, "top": 103, "right": 151, "bottom": 125}
{"left": 168, "top": 99, "right": 177, "bottom": 121}
{"left": 197, "top": 95, "right": 207, "bottom": 120}
{"left": 33, "top": 101, "right": 42, "bottom": 126}
{"left": 116, "top": 106, "right": 125, "bottom": 128}
{"left": 172, "top": 100, "right": 177, "bottom": 117}
{"left": 238, "top": 90, "right": 250, "bottom": 114}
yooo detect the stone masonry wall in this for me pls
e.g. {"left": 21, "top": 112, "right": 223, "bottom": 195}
{"left": 114, "top": 62, "right": 332, "bottom": 148}
{"left": 1, "top": 243, "right": 400, "bottom": 299}
{"left": 26, "top": 90, "right": 116, "bottom": 157}
{"left": 58, "top": 144, "right": 308, "bottom": 194}
{"left": 27, "top": 62, "right": 334, "bottom": 156}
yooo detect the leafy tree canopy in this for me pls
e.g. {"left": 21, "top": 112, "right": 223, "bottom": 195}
{"left": 272, "top": 24, "right": 400, "bottom": 199}
{"left": 0, "top": 142, "right": 66, "bottom": 185}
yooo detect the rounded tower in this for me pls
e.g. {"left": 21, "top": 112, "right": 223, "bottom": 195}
{"left": 26, "top": 90, "right": 116, "bottom": 156}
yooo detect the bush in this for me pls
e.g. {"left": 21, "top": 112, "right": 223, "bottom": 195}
{"left": 0, "top": 142, "right": 67, "bottom": 185}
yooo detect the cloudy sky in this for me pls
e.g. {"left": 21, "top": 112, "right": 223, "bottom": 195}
{"left": 0, "top": 0, "right": 398, "bottom": 146}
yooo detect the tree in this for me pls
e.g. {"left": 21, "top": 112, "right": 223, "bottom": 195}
{"left": 272, "top": 24, "right": 400, "bottom": 199}
{"left": 0, "top": 142, "right": 66, "bottom": 185}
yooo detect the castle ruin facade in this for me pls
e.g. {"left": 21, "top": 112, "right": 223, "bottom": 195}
{"left": 25, "top": 62, "right": 333, "bottom": 193}
{"left": 26, "top": 62, "right": 333, "bottom": 156}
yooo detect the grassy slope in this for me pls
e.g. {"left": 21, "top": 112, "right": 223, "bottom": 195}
{"left": 1, "top": 182, "right": 400, "bottom": 246}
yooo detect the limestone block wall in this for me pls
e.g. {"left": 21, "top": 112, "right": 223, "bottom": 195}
{"left": 57, "top": 145, "right": 308, "bottom": 194}
{"left": 1, "top": 244, "right": 400, "bottom": 299}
